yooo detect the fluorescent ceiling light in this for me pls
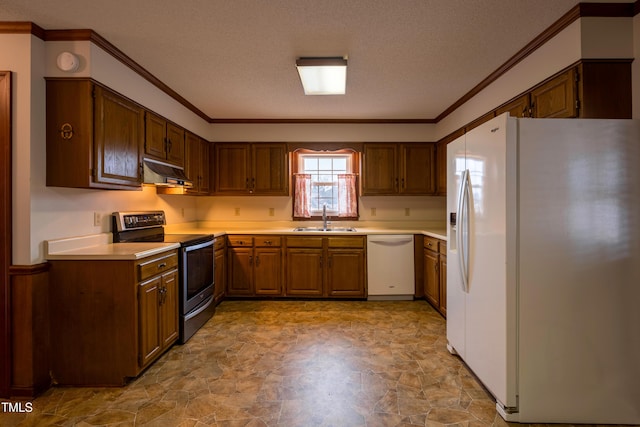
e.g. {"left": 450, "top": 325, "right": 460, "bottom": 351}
{"left": 296, "top": 57, "right": 347, "bottom": 95}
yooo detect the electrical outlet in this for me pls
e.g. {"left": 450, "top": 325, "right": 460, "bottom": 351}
{"left": 181, "top": 208, "right": 185, "bottom": 218}
{"left": 269, "top": 208, "right": 275, "bottom": 217}
{"left": 93, "top": 212, "right": 102, "bottom": 226}
{"left": 234, "top": 208, "right": 240, "bottom": 216}
{"left": 371, "top": 208, "right": 377, "bottom": 217}
{"left": 405, "top": 208, "right": 410, "bottom": 216}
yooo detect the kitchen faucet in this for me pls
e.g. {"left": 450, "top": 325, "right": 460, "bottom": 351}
{"left": 322, "top": 204, "right": 329, "bottom": 230}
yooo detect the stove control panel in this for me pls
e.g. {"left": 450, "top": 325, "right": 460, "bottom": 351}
{"left": 112, "top": 211, "right": 166, "bottom": 231}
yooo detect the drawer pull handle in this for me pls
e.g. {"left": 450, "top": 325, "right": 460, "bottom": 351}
{"left": 158, "top": 262, "right": 167, "bottom": 269}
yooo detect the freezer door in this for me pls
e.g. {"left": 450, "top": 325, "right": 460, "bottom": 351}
{"left": 446, "top": 132, "right": 467, "bottom": 357}
{"left": 451, "top": 114, "right": 518, "bottom": 410}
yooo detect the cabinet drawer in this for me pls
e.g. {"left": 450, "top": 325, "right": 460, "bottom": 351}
{"left": 137, "top": 251, "right": 178, "bottom": 281}
{"left": 424, "top": 236, "right": 439, "bottom": 252}
{"left": 255, "top": 236, "right": 281, "bottom": 247}
{"left": 439, "top": 241, "right": 447, "bottom": 255}
{"left": 227, "top": 235, "right": 254, "bottom": 247}
{"left": 213, "top": 237, "right": 226, "bottom": 251}
{"left": 285, "top": 236, "right": 323, "bottom": 248}
{"left": 328, "top": 236, "right": 365, "bottom": 249}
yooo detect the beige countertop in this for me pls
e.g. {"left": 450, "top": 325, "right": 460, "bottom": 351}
{"left": 46, "top": 233, "right": 180, "bottom": 260}
{"left": 46, "top": 222, "right": 446, "bottom": 260}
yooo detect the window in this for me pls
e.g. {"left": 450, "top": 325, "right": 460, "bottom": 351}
{"left": 293, "top": 150, "right": 358, "bottom": 219}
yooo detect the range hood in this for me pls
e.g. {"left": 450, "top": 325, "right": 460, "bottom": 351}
{"left": 143, "top": 158, "right": 193, "bottom": 187}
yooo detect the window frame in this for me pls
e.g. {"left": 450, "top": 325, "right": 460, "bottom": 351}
{"left": 292, "top": 148, "right": 360, "bottom": 221}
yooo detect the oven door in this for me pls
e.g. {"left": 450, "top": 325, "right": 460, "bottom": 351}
{"left": 181, "top": 238, "right": 214, "bottom": 314}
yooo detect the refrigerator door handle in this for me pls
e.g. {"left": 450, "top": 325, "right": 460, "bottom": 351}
{"left": 457, "top": 169, "right": 471, "bottom": 293}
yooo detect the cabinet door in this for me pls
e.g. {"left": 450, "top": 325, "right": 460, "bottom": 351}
{"left": 252, "top": 143, "right": 288, "bottom": 195}
{"left": 166, "top": 122, "right": 185, "bottom": 166}
{"left": 285, "top": 249, "right": 324, "bottom": 296}
{"left": 438, "top": 254, "right": 447, "bottom": 317}
{"left": 94, "top": 86, "right": 144, "bottom": 186}
{"left": 215, "top": 143, "right": 250, "bottom": 193}
{"left": 227, "top": 247, "right": 254, "bottom": 295}
{"left": 138, "top": 277, "right": 161, "bottom": 368}
{"left": 254, "top": 248, "right": 282, "bottom": 295}
{"left": 200, "top": 140, "right": 211, "bottom": 193}
{"left": 495, "top": 94, "right": 531, "bottom": 118}
{"left": 424, "top": 249, "right": 440, "bottom": 308}
{"left": 214, "top": 248, "right": 226, "bottom": 300}
{"left": 361, "top": 143, "right": 397, "bottom": 195}
{"left": 326, "top": 250, "right": 365, "bottom": 297}
{"left": 185, "top": 133, "right": 210, "bottom": 194}
{"left": 159, "top": 269, "right": 179, "bottom": 348}
{"left": 400, "top": 143, "right": 435, "bottom": 194}
{"left": 144, "top": 111, "right": 168, "bottom": 160}
{"left": 185, "top": 131, "right": 201, "bottom": 184}
{"left": 530, "top": 68, "right": 577, "bottom": 118}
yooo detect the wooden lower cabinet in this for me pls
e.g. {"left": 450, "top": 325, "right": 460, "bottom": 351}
{"left": 138, "top": 269, "right": 179, "bottom": 368}
{"left": 48, "top": 249, "right": 179, "bottom": 386}
{"left": 422, "top": 236, "right": 447, "bottom": 317}
{"left": 438, "top": 243, "right": 447, "bottom": 317}
{"left": 285, "top": 248, "right": 324, "bottom": 296}
{"left": 285, "top": 236, "right": 366, "bottom": 298}
{"left": 226, "top": 235, "right": 283, "bottom": 296}
{"left": 213, "top": 237, "right": 226, "bottom": 302}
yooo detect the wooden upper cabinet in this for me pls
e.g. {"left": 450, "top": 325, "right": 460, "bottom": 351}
{"left": 46, "top": 79, "right": 144, "bottom": 190}
{"left": 362, "top": 143, "right": 435, "bottom": 196}
{"left": 214, "top": 143, "right": 288, "bottom": 195}
{"left": 400, "top": 143, "right": 435, "bottom": 195}
{"left": 144, "top": 111, "right": 185, "bottom": 167}
{"left": 495, "top": 94, "right": 531, "bottom": 118}
{"left": 252, "top": 144, "right": 288, "bottom": 195}
{"left": 215, "top": 143, "right": 251, "bottom": 193}
{"left": 185, "top": 131, "right": 210, "bottom": 195}
{"left": 361, "top": 143, "right": 397, "bottom": 195}
{"left": 94, "top": 86, "right": 145, "bottom": 186}
{"left": 530, "top": 68, "right": 577, "bottom": 118}
{"left": 495, "top": 60, "right": 632, "bottom": 120}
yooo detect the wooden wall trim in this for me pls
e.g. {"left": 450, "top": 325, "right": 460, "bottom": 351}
{"left": 0, "top": 22, "right": 46, "bottom": 39}
{"left": 0, "top": 70, "right": 11, "bottom": 399}
{"left": 0, "top": 3, "right": 636, "bottom": 125}
{"left": 9, "top": 263, "right": 51, "bottom": 398}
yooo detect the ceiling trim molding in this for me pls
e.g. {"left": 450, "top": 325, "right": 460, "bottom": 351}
{"left": 435, "top": 2, "right": 636, "bottom": 122}
{"left": 210, "top": 118, "right": 436, "bottom": 124}
{"left": 1, "top": 2, "right": 636, "bottom": 124}
{"left": 0, "top": 21, "right": 46, "bottom": 39}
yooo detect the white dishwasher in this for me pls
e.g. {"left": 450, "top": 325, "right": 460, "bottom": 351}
{"left": 367, "top": 235, "right": 415, "bottom": 300}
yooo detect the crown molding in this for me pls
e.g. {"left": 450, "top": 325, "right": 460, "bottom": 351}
{"left": 0, "top": 2, "right": 636, "bottom": 124}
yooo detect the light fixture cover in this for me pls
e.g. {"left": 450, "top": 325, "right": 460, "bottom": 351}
{"left": 296, "top": 57, "right": 347, "bottom": 95}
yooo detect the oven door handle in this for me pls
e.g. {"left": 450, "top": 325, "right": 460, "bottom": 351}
{"left": 184, "top": 295, "right": 215, "bottom": 321}
{"left": 183, "top": 238, "right": 214, "bottom": 252}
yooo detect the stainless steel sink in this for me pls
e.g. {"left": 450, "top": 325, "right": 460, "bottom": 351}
{"left": 293, "top": 227, "right": 357, "bottom": 232}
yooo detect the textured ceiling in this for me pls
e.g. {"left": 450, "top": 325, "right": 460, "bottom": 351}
{"left": 1, "top": 0, "right": 589, "bottom": 120}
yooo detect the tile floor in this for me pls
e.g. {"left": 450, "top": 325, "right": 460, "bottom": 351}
{"left": 0, "top": 300, "right": 624, "bottom": 426}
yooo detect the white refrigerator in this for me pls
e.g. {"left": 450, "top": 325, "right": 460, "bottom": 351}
{"left": 446, "top": 113, "right": 640, "bottom": 423}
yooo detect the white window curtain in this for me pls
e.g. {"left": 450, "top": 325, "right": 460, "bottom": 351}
{"left": 293, "top": 173, "right": 311, "bottom": 218}
{"left": 338, "top": 174, "right": 357, "bottom": 217}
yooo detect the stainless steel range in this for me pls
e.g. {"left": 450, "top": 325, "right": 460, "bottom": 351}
{"left": 112, "top": 211, "right": 215, "bottom": 343}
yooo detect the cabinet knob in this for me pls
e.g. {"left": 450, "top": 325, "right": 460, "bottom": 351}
{"left": 158, "top": 262, "right": 167, "bottom": 269}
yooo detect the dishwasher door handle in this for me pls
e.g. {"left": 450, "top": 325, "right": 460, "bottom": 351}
{"left": 369, "top": 237, "right": 413, "bottom": 246}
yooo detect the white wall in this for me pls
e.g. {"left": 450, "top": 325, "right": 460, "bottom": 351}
{"left": 6, "top": 11, "right": 639, "bottom": 263}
